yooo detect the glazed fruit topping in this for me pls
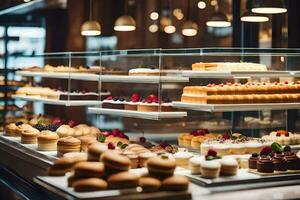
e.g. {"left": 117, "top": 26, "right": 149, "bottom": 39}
{"left": 146, "top": 94, "right": 158, "bottom": 103}
{"left": 260, "top": 146, "right": 272, "bottom": 156}
{"left": 207, "top": 148, "right": 217, "bottom": 157}
{"left": 67, "top": 120, "right": 76, "bottom": 128}
{"left": 131, "top": 93, "right": 141, "bottom": 102}
{"left": 53, "top": 117, "right": 62, "bottom": 126}
{"left": 45, "top": 124, "right": 60, "bottom": 132}
{"left": 113, "top": 96, "right": 119, "bottom": 101}
{"left": 106, "top": 96, "right": 113, "bottom": 100}
{"left": 190, "top": 129, "right": 208, "bottom": 136}
{"left": 283, "top": 145, "right": 291, "bottom": 152}
{"left": 33, "top": 124, "right": 45, "bottom": 131}
{"left": 222, "top": 133, "right": 231, "bottom": 140}
{"left": 271, "top": 142, "right": 282, "bottom": 153}
{"left": 108, "top": 142, "right": 115, "bottom": 149}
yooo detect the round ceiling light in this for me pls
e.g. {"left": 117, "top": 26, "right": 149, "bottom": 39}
{"left": 164, "top": 25, "right": 176, "bottom": 34}
{"left": 206, "top": 12, "right": 231, "bottom": 27}
{"left": 252, "top": 0, "right": 287, "bottom": 14}
{"left": 114, "top": 15, "right": 136, "bottom": 31}
{"left": 81, "top": 20, "right": 101, "bottom": 36}
{"left": 148, "top": 24, "right": 159, "bottom": 32}
{"left": 198, "top": 1, "right": 206, "bottom": 9}
{"left": 182, "top": 21, "right": 198, "bottom": 36}
{"left": 150, "top": 12, "right": 159, "bottom": 20}
{"left": 240, "top": 12, "right": 269, "bottom": 22}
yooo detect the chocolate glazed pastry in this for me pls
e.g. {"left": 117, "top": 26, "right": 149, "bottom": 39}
{"left": 285, "top": 154, "right": 300, "bottom": 170}
{"left": 257, "top": 156, "right": 274, "bottom": 173}
{"left": 273, "top": 154, "right": 287, "bottom": 171}
{"left": 248, "top": 153, "right": 259, "bottom": 169}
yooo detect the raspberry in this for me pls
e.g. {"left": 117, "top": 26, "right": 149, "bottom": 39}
{"left": 106, "top": 96, "right": 113, "bottom": 100}
{"left": 108, "top": 142, "right": 115, "bottom": 149}
{"left": 67, "top": 120, "right": 76, "bottom": 128}
{"left": 223, "top": 133, "right": 231, "bottom": 140}
{"left": 260, "top": 146, "right": 272, "bottom": 156}
{"left": 276, "top": 132, "right": 281, "bottom": 137}
{"left": 53, "top": 117, "right": 62, "bottom": 126}
{"left": 131, "top": 93, "right": 141, "bottom": 102}
{"left": 159, "top": 142, "right": 169, "bottom": 149}
{"left": 101, "top": 131, "right": 110, "bottom": 137}
{"left": 207, "top": 148, "right": 217, "bottom": 157}
{"left": 284, "top": 132, "right": 289, "bottom": 137}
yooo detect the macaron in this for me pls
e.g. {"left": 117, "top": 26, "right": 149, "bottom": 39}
{"left": 220, "top": 158, "right": 238, "bottom": 176}
{"left": 48, "top": 157, "right": 75, "bottom": 176}
{"left": 200, "top": 160, "right": 221, "bottom": 179}
{"left": 107, "top": 171, "right": 139, "bottom": 189}
{"left": 161, "top": 176, "right": 189, "bottom": 191}
{"left": 100, "top": 151, "right": 131, "bottom": 176}
{"left": 74, "top": 161, "right": 105, "bottom": 178}
{"left": 146, "top": 155, "right": 176, "bottom": 179}
{"left": 138, "top": 177, "right": 161, "bottom": 192}
{"left": 87, "top": 143, "right": 108, "bottom": 161}
{"left": 73, "top": 178, "right": 107, "bottom": 192}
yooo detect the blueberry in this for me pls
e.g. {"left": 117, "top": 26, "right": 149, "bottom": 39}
{"left": 252, "top": 153, "right": 258, "bottom": 157}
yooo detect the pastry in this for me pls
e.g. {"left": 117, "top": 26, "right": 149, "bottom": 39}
{"left": 285, "top": 154, "right": 300, "bottom": 170}
{"left": 48, "top": 157, "right": 75, "bottom": 176}
{"left": 128, "top": 68, "right": 160, "bottom": 76}
{"left": 173, "top": 152, "right": 193, "bottom": 168}
{"left": 191, "top": 62, "right": 267, "bottom": 72}
{"left": 100, "top": 151, "right": 131, "bottom": 176}
{"left": 200, "top": 160, "right": 221, "bottom": 178}
{"left": 248, "top": 153, "right": 259, "bottom": 169}
{"left": 21, "top": 127, "right": 40, "bottom": 144}
{"left": 4, "top": 123, "right": 19, "bottom": 136}
{"left": 73, "top": 178, "right": 108, "bottom": 192}
{"left": 102, "top": 96, "right": 125, "bottom": 109}
{"left": 100, "top": 129, "right": 129, "bottom": 145}
{"left": 74, "top": 161, "right": 105, "bottom": 178}
{"left": 219, "top": 158, "right": 238, "bottom": 176}
{"left": 56, "top": 125, "right": 74, "bottom": 138}
{"left": 124, "top": 93, "right": 141, "bottom": 110}
{"left": 262, "top": 130, "right": 300, "bottom": 145}
{"left": 87, "top": 143, "right": 108, "bottom": 161}
{"left": 146, "top": 155, "right": 176, "bottom": 179}
{"left": 189, "top": 156, "right": 204, "bottom": 175}
{"left": 161, "top": 176, "right": 189, "bottom": 191}
{"left": 107, "top": 171, "right": 139, "bottom": 189}
{"left": 63, "top": 152, "right": 88, "bottom": 163}
{"left": 37, "top": 131, "right": 59, "bottom": 151}
{"left": 122, "top": 151, "right": 139, "bottom": 168}
{"left": 78, "top": 135, "right": 97, "bottom": 152}
{"left": 137, "top": 94, "right": 175, "bottom": 112}
{"left": 273, "top": 153, "right": 287, "bottom": 172}
{"left": 139, "top": 152, "right": 157, "bottom": 168}
{"left": 57, "top": 136, "right": 81, "bottom": 157}
{"left": 138, "top": 177, "right": 161, "bottom": 192}
{"left": 257, "top": 156, "right": 274, "bottom": 173}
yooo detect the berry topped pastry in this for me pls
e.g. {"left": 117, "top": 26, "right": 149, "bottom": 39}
{"left": 124, "top": 93, "right": 142, "bottom": 111}
{"left": 178, "top": 129, "right": 218, "bottom": 149}
{"left": 98, "top": 129, "right": 129, "bottom": 145}
{"left": 262, "top": 130, "right": 300, "bottom": 145}
{"left": 137, "top": 94, "right": 175, "bottom": 112}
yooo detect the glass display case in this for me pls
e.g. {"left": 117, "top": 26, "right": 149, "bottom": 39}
{"left": 2, "top": 48, "right": 300, "bottom": 199}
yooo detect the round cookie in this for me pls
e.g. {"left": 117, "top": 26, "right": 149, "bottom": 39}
{"left": 48, "top": 157, "right": 75, "bottom": 176}
{"left": 100, "top": 151, "right": 131, "bottom": 176}
{"left": 87, "top": 143, "right": 108, "bottom": 161}
{"left": 138, "top": 177, "right": 161, "bottom": 192}
{"left": 57, "top": 136, "right": 81, "bottom": 157}
{"left": 107, "top": 171, "right": 139, "bottom": 189}
{"left": 161, "top": 176, "right": 189, "bottom": 191}
{"left": 146, "top": 155, "right": 176, "bottom": 179}
{"left": 74, "top": 161, "right": 105, "bottom": 178}
{"left": 63, "top": 152, "right": 88, "bottom": 163}
{"left": 73, "top": 178, "right": 107, "bottom": 192}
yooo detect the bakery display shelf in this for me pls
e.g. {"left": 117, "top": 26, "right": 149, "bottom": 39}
{"left": 181, "top": 70, "right": 292, "bottom": 78}
{"left": 34, "top": 175, "right": 191, "bottom": 200}
{"left": 186, "top": 169, "right": 300, "bottom": 189}
{"left": 172, "top": 102, "right": 300, "bottom": 112}
{"left": 16, "top": 71, "right": 189, "bottom": 83}
{"left": 12, "top": 95, "right": 102, "bottom": 106}
{"left": 16, "top": 71, "right": 100, "bottom": 81}
{"left": 88, "top": 107, "right": 187, "bottom": 120}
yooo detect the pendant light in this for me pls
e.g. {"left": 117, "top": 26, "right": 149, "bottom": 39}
{"left": 182, "top": 0, "right": 198, "bottom": 36}
{"left": 241, "top": 11, "right": 269, "bottom": 23}
{"left": 81, "top": 0, "right": 101, "bottom": 36}
{"left": 114, "top": 0, "right": 136, "bottom": 32}
{"left": 206, "top": 1, "right": 231, "bottom": 27}
{"left": 252, "top": 0, "right": 287, "bottom": 14}
{"left": 164, "top": 0, "right": 176, "bottom": 34}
